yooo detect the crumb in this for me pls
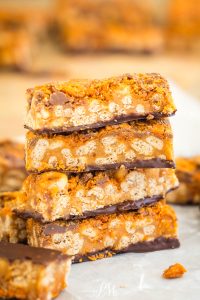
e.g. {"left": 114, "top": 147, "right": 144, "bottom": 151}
{"left": 162, "top": 263, "right": 187, "bottom": 279}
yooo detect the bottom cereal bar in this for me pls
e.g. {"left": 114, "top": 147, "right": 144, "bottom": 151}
{"left": 27, "top": 202, "right": 179, "bottom": 262}
{"left": 167, "top": 156, "right": 200, "bottom": 204}
{"left": 0, "top": 192, "right": 26, "bottom": 243}
{"left": 0, "top": 242, "right": 72, "bottom": 300}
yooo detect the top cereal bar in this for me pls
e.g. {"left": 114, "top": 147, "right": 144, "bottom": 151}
{"left": 25, "top": 73, "right": 176, "bottom": 134}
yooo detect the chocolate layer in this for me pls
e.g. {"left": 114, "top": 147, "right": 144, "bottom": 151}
{"left": 25, "top": 111, "right": 176, "bottom": 135}
{"left": 74, "top": 237, "right": 180, "bottom": 263}
{"left": 0, "top": 241, "right": 69, "bottom": 265}
{"left": 15, "top": 195, "right": 164, "bottom": 223}
{"left": 69, "top": 195, "right": 163, "bottom": 220}
{"left": 28, "top": 159, "right": 175, "bottom": 175}
{"left": 86, "top": 159, "right": 175, "bottom": 171}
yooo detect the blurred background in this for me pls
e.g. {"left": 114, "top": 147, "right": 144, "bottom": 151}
{"left": 0, "top": 0, "right": 199, "bottom": 139}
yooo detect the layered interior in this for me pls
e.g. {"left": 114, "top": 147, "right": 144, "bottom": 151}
{"left": 26, "top": 119, "right": 174, "bottom": 172}
{"left": 17, "top": 168, "right": 178, "bottom": 222}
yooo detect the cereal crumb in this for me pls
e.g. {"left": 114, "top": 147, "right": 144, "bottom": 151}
{"left": 162, "top": 263, "right": 187, "bottom": 279}
{"left": 88, "top": 251, "right": 113, "bottom": 261}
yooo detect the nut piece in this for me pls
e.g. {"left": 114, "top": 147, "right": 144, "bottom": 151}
{"left": 162, "top": 263, "right": 187, "bottom": 279}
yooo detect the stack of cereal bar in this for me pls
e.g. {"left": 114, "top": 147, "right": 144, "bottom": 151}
{"left": 17, "top": 73, "right": 180, "bottom": 262}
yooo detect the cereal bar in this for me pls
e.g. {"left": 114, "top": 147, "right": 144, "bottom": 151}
{"left": 16, "top": 168, "right": 178, "bottom": 222}
{"left": 26, "top": 119, "right": 175, "bottom": 173}
{"left": 25, "top": 74, "right": 176, "bottom": 133}
{"left": 26, "top": 202, "right": 179, "bottom": 262}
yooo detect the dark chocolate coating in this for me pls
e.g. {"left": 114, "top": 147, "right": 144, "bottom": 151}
{"left": 15, "top": 194, "right": 165, "bottom": 223}
{"left": 0, "top": 242, "right": 70, "bottom": 264}
{"left": 68, "top": 195, "right": 162, "bottom": 220}
{"left": 86, "top": 159, "right": 175, "bottom": 171}
{"left": 74, "top": 237, "right": 180, "bottom": 263}
{"left": 27, "top": 159, "right": 175, "bottom": 175}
